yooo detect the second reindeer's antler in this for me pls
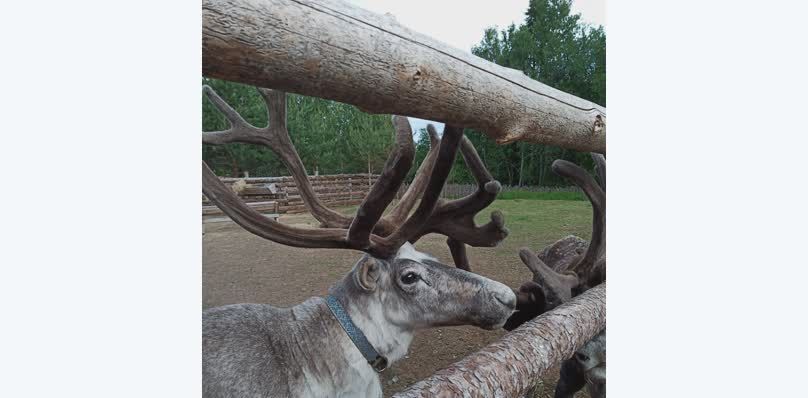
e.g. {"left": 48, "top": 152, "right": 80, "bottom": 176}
{"left": 202, "top": 85, "right": 507, "bottom": 262}
{"left": 504, "top": 154, "right": 605, "bottom": 330}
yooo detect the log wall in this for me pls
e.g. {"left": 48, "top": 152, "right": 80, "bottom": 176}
{"left": 202, "top": 173, "right": 381, "bottom": 215}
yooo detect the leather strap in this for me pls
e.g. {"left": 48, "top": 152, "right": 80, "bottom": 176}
{"left": 325, "top": 295, "right": 388, "bottom": 372}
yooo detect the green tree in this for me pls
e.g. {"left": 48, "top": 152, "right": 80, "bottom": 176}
{"left": 464, "top": 0, "right": 605, "bottom": 186}
{"left": 202, "top": 78, "right": 393, "bottom": 177}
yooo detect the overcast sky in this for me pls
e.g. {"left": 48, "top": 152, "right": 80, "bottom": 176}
{"left": 344, "top": 0, "right": 605, "bottom": 136}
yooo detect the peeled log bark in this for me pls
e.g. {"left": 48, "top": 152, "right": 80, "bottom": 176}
{"left": 393, "top": 283, "right": 605, "bottom": 398}
{"left": 203, "top": 0, "right": 606, "bottom": 153}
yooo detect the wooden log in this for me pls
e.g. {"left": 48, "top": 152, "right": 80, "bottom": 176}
{"left": 202, "top": 201, "right": 277, "bottom": 215}
{"left": 218, "top": 173, "right": 380, "bottom": 184}
{"left": 240, "top": 197, "right": 283, "bottom": 203}
{"left": 284, "top": 187, "right": 371, "bottom": 196}
{"left": 393, "top": 283, "right": 605, "bottom": 397}
{"left": 236, "top": 181, "right": 377, "bottom": 193}
{"left": 203, "top": 213, "right": 279, "bottom": 223}
{"left": 203, "top": 0, "right": 606, "bottom": 153}
{"left": 278, "top": 199, "right": 363, "bottom": 213}
{"left": 239, "top": 187, "right": 275, "bottom": 196}
{"left": 286, "top": 191, "right": 370, "bottom": 201}
{"left": 218, "top": 176, "right": 378, "bottom": 193}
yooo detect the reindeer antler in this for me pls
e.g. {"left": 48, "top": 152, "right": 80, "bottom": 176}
{"left": 551, "top": 156, "right": 605, "bottom": 277}
{"left": 203, "top": 87, "right": 353, "bottom": 228}
{"left": 381, "top": 126, "right": 509, "bottom": 270}
{"left": 504, "top": 154, "right": 606, "bottom": 331}
{"left": 202, "top": 85, "right": 503, "bottom": 260}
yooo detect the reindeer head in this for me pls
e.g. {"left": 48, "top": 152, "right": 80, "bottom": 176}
{"left": 202, "top": 85, "right": 514, "bottom": 330}
{"left": 338, "top": 245, "right": 516, "bottom": 331}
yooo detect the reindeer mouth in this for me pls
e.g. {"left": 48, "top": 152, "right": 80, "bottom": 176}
{"left": 477, "top": 293, "right": 517, "bottom": 330}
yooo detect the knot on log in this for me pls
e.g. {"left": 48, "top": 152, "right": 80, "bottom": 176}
{"left": 593, "top": 114, "right": 605, "bottom": 135}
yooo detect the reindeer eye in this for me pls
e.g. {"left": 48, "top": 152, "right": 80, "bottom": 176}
{"left": 400, "top": 272, "right": 420, "bottom": 285}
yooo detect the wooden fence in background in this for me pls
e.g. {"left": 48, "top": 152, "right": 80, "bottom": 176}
{"left": 203, "top": 173, "right": 583, "bottom": 218}
{"left": 202, "top": 173, "right": 381, "bottom": 216}
{"left": 438, "top": 184, "right": 581, "bottom": 199}
{"left": 203, "top": 173, "right": 585, "bottom": 218}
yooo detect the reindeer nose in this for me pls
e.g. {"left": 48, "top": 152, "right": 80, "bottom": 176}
{"left": 494, "top": 290, "right": 517, "bottom": 310}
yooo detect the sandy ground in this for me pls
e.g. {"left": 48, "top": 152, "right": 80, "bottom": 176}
{"left": 203, "top": 205, "right": 590, "bottom": 397}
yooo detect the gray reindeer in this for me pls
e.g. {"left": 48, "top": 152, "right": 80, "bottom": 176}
{"left": 201, "top": 85, "right": 515, "bottom": 397}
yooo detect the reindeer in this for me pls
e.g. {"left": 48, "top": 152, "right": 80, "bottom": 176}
{"left": 201, "top": 85, "right": 516, "bottom": 397}
{"left": 503, "top": 154, "right": 606, "bottom": 398}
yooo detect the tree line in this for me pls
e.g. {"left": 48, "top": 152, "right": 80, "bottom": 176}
{"left": 203, "top": 0, "right": 604, "bottom": 186}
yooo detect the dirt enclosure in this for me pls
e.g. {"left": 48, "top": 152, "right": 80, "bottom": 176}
{"left": 203, "top": 201, "right": 592, "bottom": 397}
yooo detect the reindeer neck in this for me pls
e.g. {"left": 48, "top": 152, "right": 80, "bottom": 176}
{"left": 329, "top": 286, "right": 414, "bottom": 365}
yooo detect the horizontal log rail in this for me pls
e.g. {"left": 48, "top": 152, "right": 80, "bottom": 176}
{"left": 393, "top": 283, "right": 605, "bottom": 397}
{"left": 202, "top": 0, "right": 606, "bottom": 153}
{"left": 202, "top": 201, "right": 278, "bottom": 216}
{"left": 202, "top": 173, "right": 385, "bottom": 216}
{"left": 217, "top": 173, "right": 381, "bottom": 183}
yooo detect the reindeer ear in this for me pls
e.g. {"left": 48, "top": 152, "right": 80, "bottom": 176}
{"left": 354, "top": 256, "right": 380, "bottom": 292}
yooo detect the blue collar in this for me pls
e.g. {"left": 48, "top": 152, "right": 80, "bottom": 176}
{"left": 325, "top": 295, "right": 388, "bottom": 372}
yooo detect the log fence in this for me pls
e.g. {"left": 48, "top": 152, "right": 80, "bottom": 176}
{"left": 202, "top": 173, "right": 382, "bottom": 216}
{"left": 203, "top": 173, "right": 583, "bottom": 216}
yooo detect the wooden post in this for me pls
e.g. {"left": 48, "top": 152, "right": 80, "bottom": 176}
{"left": 202, "top": 0, "right": 606, "bottom": 153}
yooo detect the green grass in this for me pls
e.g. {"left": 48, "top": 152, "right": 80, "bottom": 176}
{"left": 496, "top": 190, "right": 585, "bottom": 201}
{"left": 480, "top": 199, "right": 592, "bottom": 251}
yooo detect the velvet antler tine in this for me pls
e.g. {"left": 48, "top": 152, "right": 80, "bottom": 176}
{"left": 426, "top": 123, "right": 440, "bottom": 147}
{"left": 407, "top": 134, "right": 507, "bottom": 253}
{"left": 518, "top": 248, "right": 578, "bottom": 305}
{"left": 587, "top": 258, "right": 606, "bottom": 287}
{"left": 386, "top": 124, "right": 441, "bottom": 224}
{"left": 551, "top": 159, "right": 605, "bottom": 276}
{"left": 202, "top": 86, "right": 269, "bottom": 146}
{"left": 435, "top": 137, "right": 502, "bottom": 217}
{"left": 373, "top": 125, "right": 463, "bottom": 257}
{"left": 502, "top": 248, "right": 580, "bottom": 331}
{"left": 551, "top": 160, "right": 604, "bottom": 210}
{"left": 434, "top": 180, "right": 502, "bottom": 216}
{"left": 447, "top": 237, "right": 471, "bottom": 271}
{"left": 256, "top": 87, "right": 286, "bottom": 132}
{"left": 591, "top": 153, "right": 606, "bottom": 191}
{"left": 347, "top": 116, "right": 415, "bottom": 249}
{"left": 202, "top": 85, "right": 250, "bottom": 130}
{"left": 418, "top": 210, "right": 508, "bottom": 247}
{"left": 253, "top": 87, "right": 352, "bottom": 228}
{"left": 459, "top": 136, "right": 494, "bottom": 183}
